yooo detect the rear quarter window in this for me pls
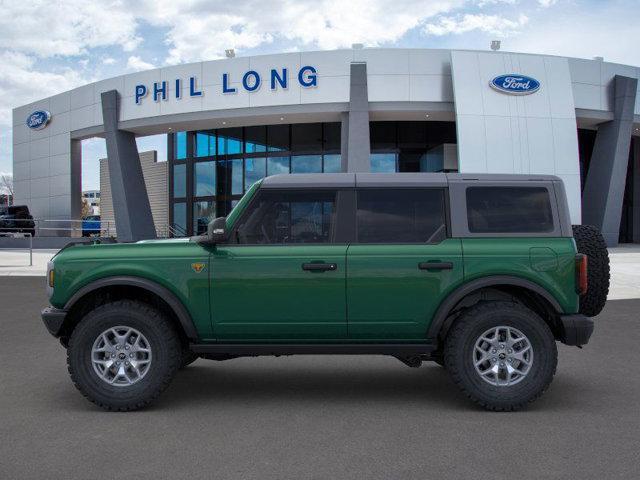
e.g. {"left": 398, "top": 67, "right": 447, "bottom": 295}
{"left": 466, "top": 187, "right": 554, "bottom": 233}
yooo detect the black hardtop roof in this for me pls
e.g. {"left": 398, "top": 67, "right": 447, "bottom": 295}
{"left": 260, "top": 173, "right": 562, "bottom": 189}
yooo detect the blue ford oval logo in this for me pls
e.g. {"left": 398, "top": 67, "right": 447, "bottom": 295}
{"left": 26, "top": 110, "right": 51, "bottom": 130}
{"left": 490, "top": 74, "right": 540, "bottom": 95}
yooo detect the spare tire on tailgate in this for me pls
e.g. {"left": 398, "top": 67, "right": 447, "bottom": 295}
{"left": 572, "top": 225, "right": 610, "bottom": 317}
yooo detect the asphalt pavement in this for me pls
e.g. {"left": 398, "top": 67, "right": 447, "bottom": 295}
{"left": 1, "top": 276, "right": 639, "bottom": 479}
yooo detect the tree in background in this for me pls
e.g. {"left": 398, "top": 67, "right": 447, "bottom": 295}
{"left": 81, "top": 198, "right": 92, "bottom": 218}
{"left": 0, "top": 173, "right": 13, "bottom": 206}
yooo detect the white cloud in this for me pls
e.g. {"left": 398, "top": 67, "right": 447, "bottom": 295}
{"left": 102, "top": 57, "right": 116, "bottom": 65}
{"left": 0, "top": 0, "right": 141, "bottom": 57}
{"left": 424, "top": 13, "right": 529, "bottom": 36}
{"left": 0, "top": 51, "right": 88, "bottom": 126}
{"left": 126, "top": 56, "right": 156, "bottom": 72}
{"left": 134, "top": 0, "right": 465, "bottom": 64}
{"left": 538, "top": 0, "right": 558, "bottom": 7}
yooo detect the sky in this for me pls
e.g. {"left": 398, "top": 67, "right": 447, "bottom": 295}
{"left": 0, "top": 0, "right": 639, "bottom": 191}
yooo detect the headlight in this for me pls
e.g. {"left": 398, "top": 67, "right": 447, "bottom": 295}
{"left": 46, "top": 261, "right": 54, "bottom": 298}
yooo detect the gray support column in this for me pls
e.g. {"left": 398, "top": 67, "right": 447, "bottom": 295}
{"left": 633, "top": 139, "right": 640, "bottom": 243}
{"left": 340, "top": 112, "right": 349, "bottom": 172}
{"left": 101, "top": 90, "right": 156, "bottom": 242}
{"left": 345, "top": 63, "right": 371, "bottom": 172}
{"left": 582, "top": 75, "right": 638, "bottom": 246}
{"left": 69, "top": 139, "right": 82, "bottom": 236}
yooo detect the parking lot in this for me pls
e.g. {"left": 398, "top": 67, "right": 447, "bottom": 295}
{"left": 1, "top": 276, "right": 639, "bottom": 479}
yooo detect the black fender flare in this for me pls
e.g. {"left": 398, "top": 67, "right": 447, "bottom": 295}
{"left": 64, "top": 276, "right": 199, "bottom": 341}
{"left": 426, "top": 275, "right": 563, "bottom": 341}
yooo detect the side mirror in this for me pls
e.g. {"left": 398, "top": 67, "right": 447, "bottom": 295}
{"left": 207, "top": 216, "right": 228, "bottom": 244}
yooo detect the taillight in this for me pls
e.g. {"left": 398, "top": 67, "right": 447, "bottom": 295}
{"left": 575, "top": 254, "right": 588, "bottom": 295}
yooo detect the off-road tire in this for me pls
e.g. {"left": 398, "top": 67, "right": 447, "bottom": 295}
{"left": 67, "top": 300, "right": 181, "bottom": 411}
{"left": 444, "top": 301, "right": 557, "bottom": 411}
{"left": 572, "top": 224, "right": 610, "bottom": 317}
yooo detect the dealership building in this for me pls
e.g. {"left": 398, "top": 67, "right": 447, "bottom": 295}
{"left": 11, "top": 48, "right": 640, "bottom": 245}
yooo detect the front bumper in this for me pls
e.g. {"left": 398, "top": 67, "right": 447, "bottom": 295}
{"left": 41, "top": 307, "right": 67, "bottom": 337}
{"left": 559, "top": 314, "right": 594, "bottom": 346}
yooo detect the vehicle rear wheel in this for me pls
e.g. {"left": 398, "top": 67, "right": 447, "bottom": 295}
{"left": 572, "top": 224, "right": 610, "bottom": 317}
{"left": 444, "top": 301, "right": 557, "bottom": 411}
{"left": 67, "top": 300, "right": 181, "bottom": 411}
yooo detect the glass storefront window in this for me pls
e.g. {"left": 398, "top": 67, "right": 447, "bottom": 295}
{"left": 245, "top": 126, "right": 267, "bottom": 153}
{"left": 371, "top": 153, "right": 397, "bottom": 173}
{"left": 174, "top": 131, "right": 187, "bottom": 160}
{"left": 267, "top": 156, "right": 290, "bottom": 175}
{"left": 245, "top": 157, "right": 266, "bottom": 190}
{"left": 220, "top": 159, "right": 243, "bottom": 194}
{"left": 218, "top": 128, "right": 243, "bottom": 155}
{"left": 291, "top": 155, "right": 322, "bottom": 173}
{"left": 194, "top": 161, "right": 216, "bottom": 196}
{"left": 193, "top": 201, "right": 216, "bottom": 235}
{"left": 195, "top": 131, "right": 215, "bottom": 157}
{"left": 292, "top": 123, "right": 322, "bottom": 152}
{"left": 323, "top": 154, "right": 341, "bottom": 173}
{"left": 267, "top": 124, "right": 289, "bottom": 152}
{"left": 173, "top": 163, "right": 186, "bottom": 197}
{"left": 173, "top": 202, "right": 187, "bottom": 235}
{"left": 323, "top": 123, "right": 341, "bottom": 151}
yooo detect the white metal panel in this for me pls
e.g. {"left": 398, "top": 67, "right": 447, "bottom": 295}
{"left": 120, "top": 96, "right": 161, "bottom": 121}
{"left": 29, "top": 157, "right": 50, "bottom": 179}
{"left": 123, "top": 68, "right": 162, "bottom": 101}
{"left": 525, "top": 117, "right": 555, "bottom": 174}
{"left": 368, "top": 75, "right": 410, "bottom": 101}
{"left": 93, "top": 76, "right": 125, "bottom": 103}
{"left": 49, "top": 174, "right": 71, "bottom": 196}
{"left": 49, "top": 153, "right": 71, "bottom": 177}
{"left": 409, "top": 50, "right": 451, "bottom": 75}
{"left": 569, "top": 58, "right": 601, "bottom": 85}
{"left": 13, "top": 142, "right": 29, "bottom": 163}
{"left": 50, "top": 195, "right": 72, "bottom": 217}
{"left": 48, "top": 110, "right": 70, "bottom": 136}
{"left": 202, "top": 57, "right": 250, "bottom": 87}
{"left": 354, "top": 48, "right": 410, "bottom": 75}
{"left": 69, "top": 104, "right": 97, "bottom": 130}
{"left": 69, "top": 84, "right": 94, "bottom": 110}
{"left": 301, "top": 75, "right": 349, "bottom": 103}
{"left": 49, "top": 133, "right": 70, "bottom": 156}
{"left": 450, "top": 51, "right": 484, "bottom": 116}
{"left": 201, "top": 84, "right": 250, "bottom": 110}
{"left": 49, "top": 92, "right": 71, "bottom": 115}
{"left": 409, "top": 75, "right": 453, "bottom": 102}
{"left": 29, "top": 177, "right": 50, "bottom": 199}
{"left": 300, "top": 49, "right": 353, "bottom": 77}
{"left": 572, "top": 83, "right": 601, "bottom": 110}
{"left": 13, "top": 123, "right": 29, "bottom": 144}
{"left": 29, "top": 137, "right": 50, "bottom": 160}
{"left": 455, "top": 114, "right": 487, "bottom": 172}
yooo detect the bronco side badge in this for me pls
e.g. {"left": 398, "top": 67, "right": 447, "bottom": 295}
{"left": 191, "top": 262, "right": 206, "bottom": 273}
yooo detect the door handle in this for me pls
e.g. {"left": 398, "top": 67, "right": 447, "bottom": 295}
{"left": 302, "top": 263, "right": 338, "bottom": 272}
{"left": 418, "top": 261, "right": 453, "bottom": 271}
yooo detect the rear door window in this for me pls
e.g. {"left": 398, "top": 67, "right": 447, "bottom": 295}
{"left": 466, "top": 187, "right": 554, "bottom": 233}
{"left": 356, "top": 189, "right": 447, "bottom": 243}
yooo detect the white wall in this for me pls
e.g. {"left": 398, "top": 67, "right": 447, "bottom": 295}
{"left": 451, "top": 50, "right": 582, "bottom": 222}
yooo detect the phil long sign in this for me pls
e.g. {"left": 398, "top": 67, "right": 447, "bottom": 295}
{"left": 135, "top": 66, "right": 318, "bottom": 105}
{"left": 490, "top": 74, "right": 540, "bottom": 95}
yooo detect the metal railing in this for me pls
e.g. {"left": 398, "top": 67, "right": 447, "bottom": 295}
{"left": 0, "top": 218, "right": 116, "bottom": 238}
{"left": 0, "top": 231, "right": 33, "bottom": 265}
{"left": 0, "top": 218, "right": 191, "bottom": 240}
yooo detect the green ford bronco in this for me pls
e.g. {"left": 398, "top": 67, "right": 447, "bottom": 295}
{"left": 42, "top": 173, "right": 609, "bottom": 411}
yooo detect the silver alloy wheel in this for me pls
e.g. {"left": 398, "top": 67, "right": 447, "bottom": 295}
{"left": 91, "top": 326, "right": 152, "bottom": 386}
{"left": 473, "top": 326, "right": 533, "bottom": 387}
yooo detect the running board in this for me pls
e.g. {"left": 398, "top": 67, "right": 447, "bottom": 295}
{"left": 189, "top": 343, "right": 436, "bottom": 356}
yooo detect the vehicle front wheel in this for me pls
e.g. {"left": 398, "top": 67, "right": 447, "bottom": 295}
{"left": 67, "top": 300, "right": 182, "bottom": 411}
{"left": 444, "top": 301, "right": 557, "bottom": 411}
